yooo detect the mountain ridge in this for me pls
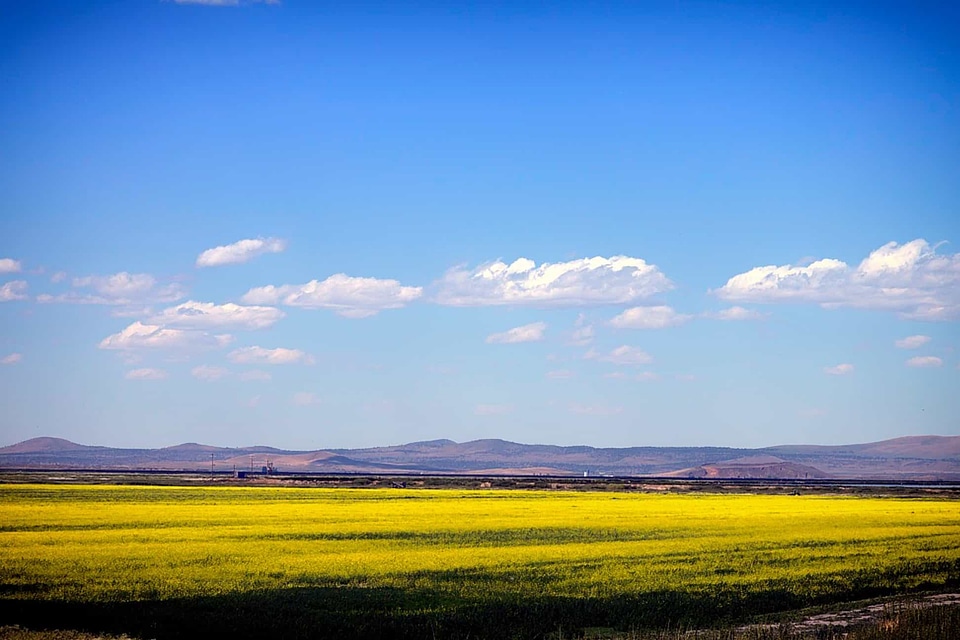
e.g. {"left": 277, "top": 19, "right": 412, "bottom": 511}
{"left": 1, "top": 434, "right": 957, "bottom": 479}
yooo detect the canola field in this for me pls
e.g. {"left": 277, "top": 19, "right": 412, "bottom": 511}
{"left": 1, "top": 484, "right": 959, "bottom": 639}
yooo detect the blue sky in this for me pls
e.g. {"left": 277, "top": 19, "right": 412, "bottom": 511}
{"left": 1, "top": 1, "right": 958, "bottom": 449}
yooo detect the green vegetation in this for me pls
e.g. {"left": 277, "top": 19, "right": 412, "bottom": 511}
{"left": 1, "top": 484, "right": 958, "bottom": 639}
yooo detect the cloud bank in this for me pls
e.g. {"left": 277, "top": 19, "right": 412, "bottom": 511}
{"left": 0, "top": 281, "right": 28, "bottom": 301}
{"left": 125, "top": 368, "right": 167, "bottom": 380}
{"left": 610, "top": 305, "right": 692, "bottom": 329}
{"left": 895, "top": 335, "right": 931, "bottom": 349}
{"left": 435, "top": 256, "right": 672, "bottom": 307}
{"left": 38, "top": 272, "right": 184, "bottom": 306}
{"left": 714, "top": 239, "right": 960, "bottom": 320}
{"left": 242, "top": 274, "right": 422, "bottom": 317}
{"left": 906, "top": 356, "right": 942, "bottom": 368}
{"left": 150, "top": 301, "right": 284, "bottom": 330}
{"left": 227, "top": 346, "right": 314, "bottom": 365}
{"left": 486, "top": 322, "right": 547, "bottom": 344}
{"left": 99, "top": 322, "right": 232, "bottom": 351}
{"left": 586, "top": 345, "right": 654, "bottom": 366}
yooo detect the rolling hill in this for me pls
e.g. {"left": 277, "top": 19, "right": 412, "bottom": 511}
{"left": 1, "top": 434, "right": 957, "bottom": 479}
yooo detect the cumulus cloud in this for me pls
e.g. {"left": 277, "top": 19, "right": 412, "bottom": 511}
{"left": 196, "top": 237, "right": 286, "bottom": 267}
{"left": 585, "top": 345, "right": 653, "bottom": 366}
{"left": 125, "top": 368, "right": 167, "bottom": 380}
{"left": 150, "top": 301, "right": 284, "bottom": 330}
{"left": 434, "top": 255, "right": 673, "bottom": 307}
{"left": 895, "top": 335, "right": 931, "bottom": 349}
{"left": 714, "top": 239, "right": 960, "bottom": 320}
{"left": 1, "top": 353, "right": 22, "bottom": 365}
{"left": 242, "top": 274, "right": 422, "bottom": 318}
{"left": 824, "top": 364, "right": 855, "bottom": 376}
{"left": 99, "top": 322, "right": 233, "bottom": 351}
{"left": 486, "top": 322, "right": 547, "bottom": 344}
{"left": 474, "top": 403, "right": 514, "bottom": 416}
{"left": 239, "top": 369, "right": 272, "bottom": 381}
{"left": 603, "top": 371, "right": 658, "bottom": 381}
{"left": 546, "top": 369, "right": 574, "bottom": 379}
{"left": 0, "top": 258, "right": 22, "bottom": 274}
{"left": 191, "top": 365, "right": 230, "bottom": 381}
{"left": 706, "top": 306, "right": 768, "bottom": 321}
{"left": 50, "top": 271, "right": 67, "bottom": 283}
{"left": 609, "top": 305, "right": 692, "bottom": 329}
{"left": 227, "top": 346, "right": 314, "bottom": 365}
{"left": 0, "top": 280, "right": 28, "bottom": 301}
{"left": 38, "top": 272, "right": 184, "bottom": 306}
{"left": 906, "top": 356, "right": 942, "bottom": 368}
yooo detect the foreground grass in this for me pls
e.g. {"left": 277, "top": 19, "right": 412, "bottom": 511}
{"left": 1, "top": 485, "right": 958, "bottom": 639}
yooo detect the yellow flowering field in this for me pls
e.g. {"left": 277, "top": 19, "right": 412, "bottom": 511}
{"left": 0, "top": 484, "right": 958, "bottom": 638}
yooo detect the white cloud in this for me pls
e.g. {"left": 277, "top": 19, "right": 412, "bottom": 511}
{"left": 714, "top": 239, "right": 960, "bottom": 320}
{"left": 0, "top": 259, "right": 22, "bottom": 274}
{"left": 486, "top": 322, "right": 547, "bottom": 344}
{"left": 239, "top": 369, "right": 272, "bottom": 381}
{"left": 906, "top": 356, "right": 943, "bottom": 368}
{"left": 568, "top": 314, "right": 595, "bottom": 346}
{"left": 292, "top": 392, "right": 321, "bottom": 406}
{"left": 1, "top": 353, "right": 22, "bottom": 365}
{"left": 125, "top": 368, "right": 167, "bottom": 380}
{"left": 824, "top": 363, "right": 855, "bottom": 376}
{"left": 196, "top": 237, "right": 286, "bottom": 267}
{"left": 191, "top": 365, "right": 230, "bottom": 381}
{"left": 546, "top": 369, "right": 574, "bottom": 379}
{"left": 434, "top": 255, "right": 673, "bottom": 307}
{"left": 242, "top": 274, "right": 422, "bottom": 317}
{"left": 227, "top": 346, "right": 314, "bottom": 365}
{"left": 603, "top": 370, "right": 658, "bottom": 381}
{"left": 569, "top": 325, "right": 595, "bottom": 345}
{"left": 706, "top": 306, "right": 768, "bottom": 321}
{"left": 609, "top": 305, "right": 692, "bottom": 329}
{"left": 895, "top": 335, "right": 931, "bottom": 349}
{"left": 150, "top": 301, "right": 284, "bottom": 330}
{"left": 50, "top": 271, "right": 67, "bottom": 283}
{"left": 586, "top": 345, "right": 653, "bottom": 366}
{"left": 38, "top": 272, "right": 184, "bottom": 306}
{"left": 569, "top": 403, "right": 623, "bottom": 416}
{"left": 0, "top": 281, "right": 28, "bottom": 301}
{"left": 474, "top": 403, "right": 514, "bottom": 416}
{"left": 99, "top": 322, "right": 233, "bottom": 351}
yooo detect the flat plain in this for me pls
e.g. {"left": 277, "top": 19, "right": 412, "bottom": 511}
{"left": 1, "top": 483, "right": 958, "bottom": 639}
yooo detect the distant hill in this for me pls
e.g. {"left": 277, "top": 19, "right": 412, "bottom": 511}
{"left": 1, "top": 435, "right": 957, "bottom": 479}
{"left": 663, "top": 456, "right": 831, "bottom": 480}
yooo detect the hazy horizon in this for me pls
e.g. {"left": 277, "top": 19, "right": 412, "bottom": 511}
{"left": 1, "top": 1, "right": 958, "bottom": 451}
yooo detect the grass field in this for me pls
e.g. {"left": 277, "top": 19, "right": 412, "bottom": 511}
{"left": 1, "top": 484, "right": 958, "bottom": 639}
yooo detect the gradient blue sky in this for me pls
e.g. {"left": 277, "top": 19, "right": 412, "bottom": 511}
{"left": 1, "top": 1, "right": 958, "bottom": 450}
